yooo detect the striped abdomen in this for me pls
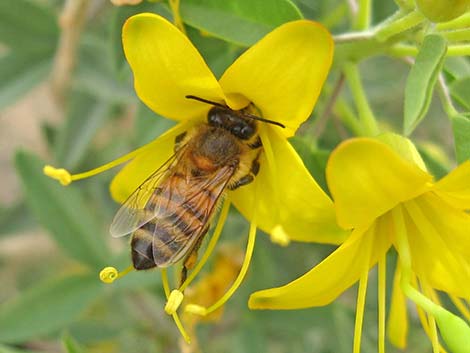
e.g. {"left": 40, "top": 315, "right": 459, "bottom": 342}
{"left": 130, "top": 171, "right": 223, "bottom": 270}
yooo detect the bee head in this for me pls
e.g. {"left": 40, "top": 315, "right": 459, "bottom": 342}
{"left": 207, "top": 106, "right": 256, "bottom": 140}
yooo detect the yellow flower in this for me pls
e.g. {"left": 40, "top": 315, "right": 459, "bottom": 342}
{"left": 249, "top": 133, "right": 470, "bottom": 353}
{"left": 44, "top": 13, "right": 348, "bottom": 341}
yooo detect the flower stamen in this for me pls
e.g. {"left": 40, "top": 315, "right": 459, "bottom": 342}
{"left": 99, "top": 265, "right": 133, "bottom": 284}
{"left": 270, "top": 225, "right": 290, "bottom": 247}
{"left": 161, "top": 268, "right": 191, "bottom": 343}
{"left": 43, "top": 166, "right": 72, "bottom": 185}
{"left": 353, "top": 260, "right": 370, "bottom": 353}
{"left": 165, "top": 289, "right": 184, "bottom": 315}
{"left": 378, "top": 253, "right": 386, "bottom": 353}
{"left": 185, "top": 219, "right": 257, "bottom": 316}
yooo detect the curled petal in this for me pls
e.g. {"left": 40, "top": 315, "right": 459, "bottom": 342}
{"left": 403, "top": 194, "right": 470, "bottom": 298}
{"left": 327, "top": 138, "right": 432, "bottom": 229}
{"left": 231, "top": 125, "right": 348, "bottom": 244}
{"left": 249, "top": 219, "right": 392, "bottom": 309}
{"left": 123, "top": 13, "right": 225, "bottom": 122}
{"left": 219, "top": 20, "right": 334, "bottom": 137}
{"left": 110, "top": 122, "right": 189, "bottom": 203}
{"left": 433, "top": 160, "right": 470, "bottom": 210}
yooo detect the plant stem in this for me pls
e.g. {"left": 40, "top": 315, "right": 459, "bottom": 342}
{"left": 343, "top": 63, "right": 379, "bottom": 136}
{"left": 375, "top": 9, "right": 426, "bottom": 42}
{"left": 353, "top": 0, "right": 372, "bottom": 30}
{"left": 437, "top": 74, "right": 460, "bottom": 119}
{"left": 51, "top": 0, "right": 90, "bottom": 108}
{"left": 441, "top": 28, "right": 470, "bottom": 42}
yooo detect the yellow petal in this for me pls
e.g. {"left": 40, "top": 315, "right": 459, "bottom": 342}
{"left": 110, "top": 122, "right": 189, "bottom": 203}
{"left": 327, "top": 138, "right": 432, "bottom": 229}
{"left": 219, "top": 20, "right": 333, "bottom": 137}
{"left": 249, "top": 220, "right": 392, "bottom": 309}
{"left": 231, "top": 125, "right": 348, "bottom": 244}
{"left": 387, "top": 265, "right": 408, "bottom": 349}
{"left": 403, "top": 194, "right": 470, "bottom": 298}
{"left": 123, "top": 13, "right": 225, "bottom": 121}
{"left": 433, "top": 160, "right": 470, "bottom": 210}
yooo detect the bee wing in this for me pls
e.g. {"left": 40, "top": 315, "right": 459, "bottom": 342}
{"left": 152, "top": 165, "right": 235, "bottom": 267}
{"left": 109, "top": 150, "right": 183, "bottom": 238}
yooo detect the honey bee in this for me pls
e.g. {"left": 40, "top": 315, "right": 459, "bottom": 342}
{"left": 110, "top": 96, "right": 284, "bottom": 282}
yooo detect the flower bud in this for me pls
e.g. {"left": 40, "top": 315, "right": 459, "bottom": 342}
{"left": 416, "top": 0, "right": 470, "bottom": 22}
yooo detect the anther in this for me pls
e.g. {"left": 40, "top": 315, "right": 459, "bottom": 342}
{"left": 99, "top": 267, "right": 119, "bottom": 283}
{"left": 165, "top": 290, "right": 184, "bottom": 315}
{"left": 185, "top": 304, "right": 208, "bottom": 316}
{"left": 270, "top": 225, "right": 291, "bottom": 247}
{"left": 99, "top": 265, "right": 133, "bottom": 284}
{"left": 43, "top": 165, "right": 72, "bottom": 186}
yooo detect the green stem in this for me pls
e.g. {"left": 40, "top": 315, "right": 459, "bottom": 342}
{"left": 343, "top": 63, "right": 379, "bottom": 136}
{"left": 389, "top": 43, "right": 470, "bottom": 57}
{"left": 354, "top": 0, "right": 372, "bottom": 30}
{"left": 440, "top": 28, "right": 470, "bottom": 42}
{"left": 448, "top": 44, "right": 470, "bottom": 56}
{"left": 436, "top": 12, "right": 470, "bottom": 30}
{"left": 375, "top": 9, "right": 426, "bottom": 42}
{"left": 333, "top": 99, "right": 364, "bottom": 136}
{"left": 437, "top": 75, "right": 460, "bottom": 119}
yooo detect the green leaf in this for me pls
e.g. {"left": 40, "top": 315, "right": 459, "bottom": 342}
{"left": 450, "top": 76, "right": 470, "bottom": 111}
{"left": 15, "top": 150, "right": 109, "bottom": 268}
{"left": 63, "top": 333, "right": 86, "bottom": 353}
{"left": 444, "top": 57, "right": 470, "bottom": 81}
{"left": 180, "top": 0, "right": 303, "bottom": 46}
{"left": 0, "top": 202, "right": 35, "bottom": 237}
{"left": 54, "top": 92, "right": 110, "bottom": 170}
{"left": 452, "top": 114, "right": 470, "bottom": 163}
{"left": 0, "top": 0, "right": 57, "bottom": 50}
{"left": 0, "top": 51, "right": 53, "bottom": 110}
{"left": 133, "top": 102, "right": 175, "bottom": 145}
{"left": 0, "top": 273, "right": 102, "bottom": 344}
{"left": 289, "top": 136, "right": 329, "bottom": 192}
{"left": 403, "top": 34, "right": 447, "bottom": 135}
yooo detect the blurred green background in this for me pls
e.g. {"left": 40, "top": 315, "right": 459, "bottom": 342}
{"left": 1, "top": 0, "right": 469, "bottom": 352}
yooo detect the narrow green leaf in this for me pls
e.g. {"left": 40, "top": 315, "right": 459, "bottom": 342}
{"left": 0, "top": 51, "right": 53, "bottom": 110}
{"left": 0, "top": 0, "right": 57, "bottom": 50}
{"left": 444, "top": 57, "right": 470, "bottom": 80}
{"left": 0, "top": 273, "right": 102, "bottom": 344}
{"left": 452, "top": 114, "right": 470, "bottom": 163}
{"left": 180, "top": 0, "right": 303, "bottom": 46}
{"left": 54, "top": 92, "right": 110, "bottom": 170}
{"left": 403, "top": 34, "right": 447, "bottom": 135}
{"left": 63, "top": 333, "right": 86, "bottom": 353}
{"left": 0, "top": 202, "right": 35, "bottom": 237}
{"left": 15, "top": 150, "right": 109, "bottom": 268}
{"left": 450, "top": 77, "right": 470, "bottom": 111}
{"left": 289, "top": 136, "right": 329, "bottom": 192}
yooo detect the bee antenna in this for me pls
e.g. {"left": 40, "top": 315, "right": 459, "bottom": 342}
{"left": 186, "top": 95, "right": 285, "bottom": 129}
{"left": 244, "top": 113, "right": 286, "bottom": 129}
{"left": 185, "top": 95, "right": 227, "bottom": 108}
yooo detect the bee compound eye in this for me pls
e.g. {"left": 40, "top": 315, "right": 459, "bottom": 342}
{"left": 208, "top": 111, "right": 223, "bottom": 126}
{"left": 240, "top": 125, "right": 254, "bottom": 139}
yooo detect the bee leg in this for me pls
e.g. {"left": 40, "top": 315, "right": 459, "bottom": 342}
{"left": 248, "top": 136, "right": 262, "bottom": 149}
{"left": 174, "top": 132, "right": 187, "bottom": 152}
{"left": 179, "top": 225, "right": 208, "bottom": 288}
{"left": 229, "top": 156, "right": 260, "bottom": 190}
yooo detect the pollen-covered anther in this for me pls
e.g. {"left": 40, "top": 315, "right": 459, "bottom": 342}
{"left": 99, "top": 267, "right": 119, "bottom": 284}
{"left": 165, "top": 290, "right": 184, "bottom": 315}
{"left": 43, "top": 165, "right": 72, "bottom": 186}
{"left": 270, "top": 225, "right": 291, "bottom": 247}
{"left": 185, "top": 304, "right": 208, "bottom": 316}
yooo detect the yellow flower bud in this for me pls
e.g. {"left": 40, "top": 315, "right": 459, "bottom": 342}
{"left": 416, "top": 0, "right": 470, "bottom": 22}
